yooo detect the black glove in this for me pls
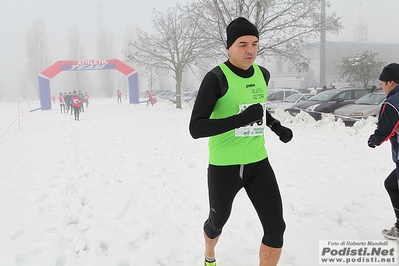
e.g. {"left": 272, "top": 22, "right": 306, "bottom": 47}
{"left": 231, "top": 104, "right": 264, "bottom": 128}
{"left": 368, "top": 135, "right": 376, "bottom": 148}
{"left": 270, "top": 120, "right": 293, "bottom": 143}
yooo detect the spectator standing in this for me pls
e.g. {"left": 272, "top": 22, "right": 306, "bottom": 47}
{"left": 84, "top": 92, "right": 90, "bottom": 108}
{"left": 58, "top": 92, "right": 66, "bottom": 113}
{"left": 310, "top": 86, "right": 317, "bottom": 94}
{"left": 117, "top": 89, "right": 122, "bottom": 104}
{"left": 146, "top": 91, "right": 154, "bottom": 106}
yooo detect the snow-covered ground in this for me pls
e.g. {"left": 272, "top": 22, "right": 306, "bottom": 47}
{"left": 0, "top": 98, "right": 397, "bottom": 265}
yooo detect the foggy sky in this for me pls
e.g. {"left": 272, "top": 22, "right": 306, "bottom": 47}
{"left": 1, "top": 0, "right": 398, "bottom": 97}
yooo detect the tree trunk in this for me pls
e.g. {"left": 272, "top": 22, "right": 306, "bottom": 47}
{"left": 175, "top": 69, "right": 183, "bottom": 109}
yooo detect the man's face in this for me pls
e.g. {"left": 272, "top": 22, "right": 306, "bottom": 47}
{"left": 380, "top": 80, "right": 395, "bottom": 95}
{"left": 227, "top": 35, "right": 258, "bottom": 70}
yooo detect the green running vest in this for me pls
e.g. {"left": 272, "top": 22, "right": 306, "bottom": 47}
{"left": 209, "top": 63, "right": 268, "bottom": 165}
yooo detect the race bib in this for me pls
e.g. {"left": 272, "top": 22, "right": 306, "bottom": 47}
{"left": 235, "top": 103, "right": 265, "bottom": 137}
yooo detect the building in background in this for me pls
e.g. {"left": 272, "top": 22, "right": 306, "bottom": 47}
{"left": 266, "top": 41, "right": 399, "bottom": 90}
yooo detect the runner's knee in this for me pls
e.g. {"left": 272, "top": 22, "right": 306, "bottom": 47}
{"left": 261, "top": 220, "right": 286, "bottom": 248}
{"left": 204, "top": 219, "right": 222, "bottom": 239}
{"left": 385, "top": 175, "right": 398, "bottom": 191}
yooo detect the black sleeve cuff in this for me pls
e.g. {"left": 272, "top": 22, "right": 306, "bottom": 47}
{"left": 266, "top": 110, "right": 280, "bottom": 128}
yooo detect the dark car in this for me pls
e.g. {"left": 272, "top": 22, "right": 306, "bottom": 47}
{"left": 288, "top": 88, "right": 368, "bottom": 120}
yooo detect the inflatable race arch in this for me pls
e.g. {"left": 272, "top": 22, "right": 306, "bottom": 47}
{"left": 38, "top": 59, "right": 138, "bottom": 110}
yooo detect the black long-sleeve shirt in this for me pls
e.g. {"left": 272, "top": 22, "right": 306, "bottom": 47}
{"left": 189, "top": 60, "right": 277, "bottom": 139}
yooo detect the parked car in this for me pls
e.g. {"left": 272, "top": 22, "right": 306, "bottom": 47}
{"left": 165, "top": 92, "right": 176, "bottom": 101}
{"left": 288, "top": 88, "right": 368, "bottom": 120}
{"left": 155, "top": 91, "right": 174, "bottom": 99}
{"left": 169, "top": 91, "right": 198, "bottom": 104}
{"left": 266, "top": 93, "right": 313, "bottom": 113}
{"left": 333, "top": 92, "right": 386, "bottom": 126}
{"left": 267, "top": 88, "right": 300, "bottom": 102}
{"left": 182, "top": 90, "right": 198, "bottom": 103}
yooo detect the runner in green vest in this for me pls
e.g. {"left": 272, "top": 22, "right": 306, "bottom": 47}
{"left": 189, "top": 17, "right": 293, "bottom": 266}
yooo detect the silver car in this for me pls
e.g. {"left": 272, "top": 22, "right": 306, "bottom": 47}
{"left": 333, "top": 92, "right": 386, "bottom": 126}
{"left": 266, "top": 93, "right": 313, "bottom": 113}
{"left": 267, "top": 88, "right": 300, "bottom": 102}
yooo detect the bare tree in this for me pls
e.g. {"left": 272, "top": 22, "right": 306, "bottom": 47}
{"left": 143, "top": 66, "right": 159, "bottom": 93}
{"left": 67, "top": 25, "right": 89, "bottom": 93}
{"left": 190, "top": 0, "right": 343, "bottom": 71}
{"left": 18, "top": 73, "right": 29, "bottom": 100}
{"left": 97, "top": 27, "right": 116, "bottom": 98}
{"left": 25, "top": 18, "right": 51, "bottom": 95}
{"left": 124, "top": 22, "right": 165, "bottom": 95}
{"left": 118, "top": 75, "right": 128, "bottom": 100}
{"left": 124, "top": 4, "right": 210, "bottom": 109}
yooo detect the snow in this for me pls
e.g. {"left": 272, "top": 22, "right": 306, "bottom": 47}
{"left": 0, "top": 98, "right": 396, "bottom": 265}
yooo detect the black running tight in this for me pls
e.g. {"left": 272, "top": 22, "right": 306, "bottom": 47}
{"left": 384, "top": 162, "right": 399, "bottom": 220}
{"left": 204, "top": 158, "right": 285, "bottom": 248}
{"left": 73, "top": 106, "right": 80, "bottom": 120}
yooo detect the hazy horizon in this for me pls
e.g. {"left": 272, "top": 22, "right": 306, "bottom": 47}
{"left": 1, "top": 0, "right": 398, "bottom": 99}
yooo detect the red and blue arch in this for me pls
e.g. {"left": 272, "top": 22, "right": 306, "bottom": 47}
{"left": 38, "top": 59, "right": 139, "bottom": 110}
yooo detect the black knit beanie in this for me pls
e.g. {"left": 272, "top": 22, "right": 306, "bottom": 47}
{"left": 379, "top": 63, "right": 399, "bottom": 81}
{"left": 226, "top": 17, "right": 259, "bottom": 49}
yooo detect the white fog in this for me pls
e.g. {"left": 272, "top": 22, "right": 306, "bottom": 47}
{"left": 1, "top": 0, "right": 399, "bottom": 100}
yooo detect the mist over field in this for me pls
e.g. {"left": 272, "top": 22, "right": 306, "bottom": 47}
{"left": 1, "top": 0, "right": 399, "bottom": 100}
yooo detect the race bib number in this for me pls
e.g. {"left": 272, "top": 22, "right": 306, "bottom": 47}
{"left": 235, "top": 103, "right": 265, "bottom": 137}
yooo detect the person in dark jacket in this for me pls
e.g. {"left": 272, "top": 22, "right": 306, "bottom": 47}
{"left": 189, "top": 17, "right": 293, "bottom": 266}
{"left": 64, "top": 92, "right": 71, "bottom": 114}
{"left": 70, "top": 91, "right": 82, "bottom": 121}
{"left": 368, "top": 63, "right": 399, "bottom": 239}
